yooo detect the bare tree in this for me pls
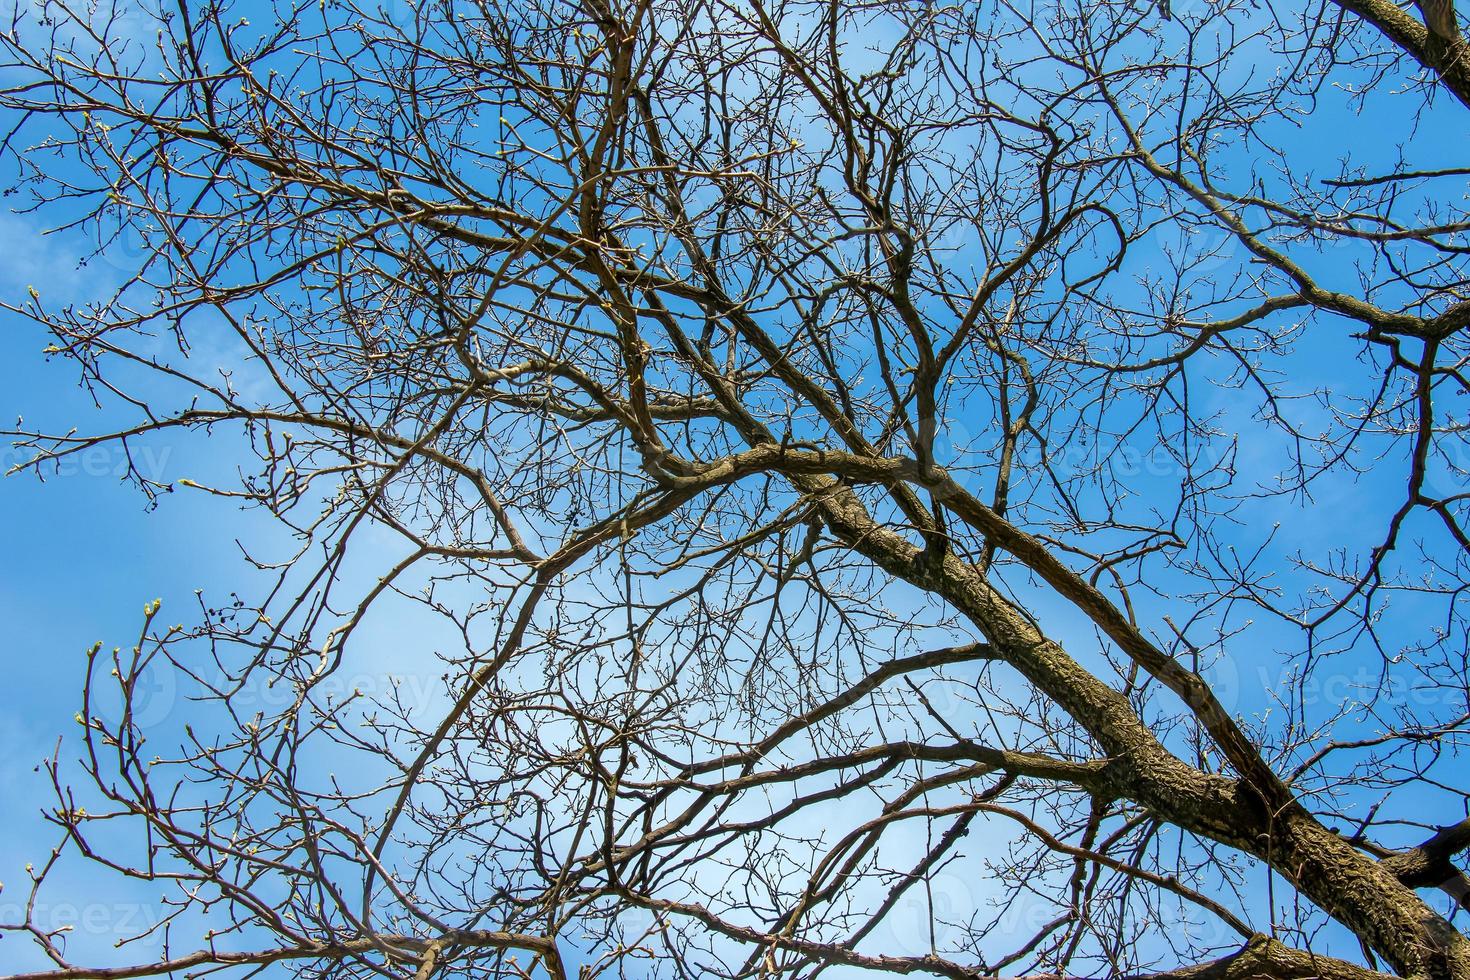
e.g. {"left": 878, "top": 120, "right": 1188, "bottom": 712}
{"left": 2, "top": 0, "right": 1469, "bottom": 976}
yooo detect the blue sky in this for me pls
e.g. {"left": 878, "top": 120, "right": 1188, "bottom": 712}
{"left": 0, "top": 288, "right": 252, "bottom": 967}
{"left": 1, "top": 0, "right": 1467, "bottom": 975}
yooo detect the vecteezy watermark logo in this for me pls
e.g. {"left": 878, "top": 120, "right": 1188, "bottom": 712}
{"left": 123, "top": 658, "right": 178, "bottom": 730}
{"left": 1154, "top": 221, "right": 1239, "bottom": 283}
{"left": 91, "top": 218, "right": 166, "bottom": 277}
{"left": 1270, "top": 663, "right": 1460, "bottom": 712}
{"left": 886, "top": 872, "right": 976, "bottom": 957}
{"left": 1195, "top": 650, "right": 1242, "bottom": 714}
{"left": 94, "top": 654, "right": 178, "bottom": 732}
{"left": 927, "top": 418, "right": 1235, "bottom": 496}
{"left": 1421, "top": 428, "right": 1470, "bottom": 502}
{"left": 92, "top": 663, "right": 449, "bottom": 731}
{"left": 0, "top": 899, "right": 168, "bottom": 940}
{"left": 1176, "top": 653, "right": 1459, "bottom": 719}
{"left": 2, "top": 0, "right": 170, "bottom": 57}
{"left": 3, "top": 444, "right": 173, "bottom": 483}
